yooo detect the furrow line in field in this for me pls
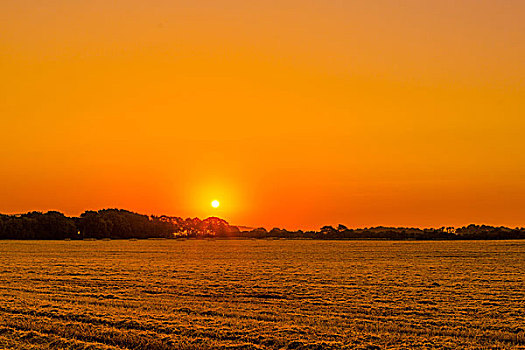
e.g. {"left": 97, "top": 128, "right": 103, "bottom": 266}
{"left": 0, "top": 325, "right": 128, "bottom": 350}
{"left": 0, "top": 308, "right": 277, "bottom": 349}
{"left": 1, "top": 303, "right": 523, "bottom": 347}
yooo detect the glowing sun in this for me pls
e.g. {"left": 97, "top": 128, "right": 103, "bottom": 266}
{"left": 211, "top": 200, "right": 220, "bottom": 208}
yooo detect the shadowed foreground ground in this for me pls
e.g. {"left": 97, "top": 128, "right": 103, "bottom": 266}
{"left": 0, "top": 240, "right": 523, "bottom": 349}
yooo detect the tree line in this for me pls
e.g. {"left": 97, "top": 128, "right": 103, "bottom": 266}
{"left": 239, "top": 224, "right": 525, "bottom": 240}
{"left": 0, "top": 209, "right": 524, "bottom": 240}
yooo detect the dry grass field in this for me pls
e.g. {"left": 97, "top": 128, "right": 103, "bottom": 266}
{"left": 0, "top": 239, "right": 523, "bottom": 349}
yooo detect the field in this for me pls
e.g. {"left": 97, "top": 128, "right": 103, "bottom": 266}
{"left": 0, "top": 240, "right": 523, "bottom": 349}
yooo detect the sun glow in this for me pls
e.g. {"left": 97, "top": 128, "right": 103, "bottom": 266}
{"left": 211, "top": 200, "right": 220, "bottom": 208}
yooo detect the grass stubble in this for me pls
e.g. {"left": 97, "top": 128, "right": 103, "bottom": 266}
{"left": 0, "top": 240, "right": 523, "bottom": 349}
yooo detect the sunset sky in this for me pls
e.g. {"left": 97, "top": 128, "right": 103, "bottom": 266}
{"left": 1, "top": 1, "right": 524, "bottom": 229}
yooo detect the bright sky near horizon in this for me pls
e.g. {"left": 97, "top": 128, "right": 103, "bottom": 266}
{"left": 1, "top": 1, "right": 524, "bottom": 229}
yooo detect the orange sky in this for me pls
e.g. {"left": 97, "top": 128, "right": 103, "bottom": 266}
{"left": 1, "top": 1, "right": 524, "bottom": 229}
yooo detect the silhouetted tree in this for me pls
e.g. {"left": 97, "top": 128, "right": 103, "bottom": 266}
{"left": 1, "top": 209, "right": 524, "bottom": 241}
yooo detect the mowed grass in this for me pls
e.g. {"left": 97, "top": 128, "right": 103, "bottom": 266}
{"left": 0, "top": 240, "right": 523, "bottom": 349}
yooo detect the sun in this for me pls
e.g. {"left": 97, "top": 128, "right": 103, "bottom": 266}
{"left": 211, "top": 200, "right": 220, "bottom": 208}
